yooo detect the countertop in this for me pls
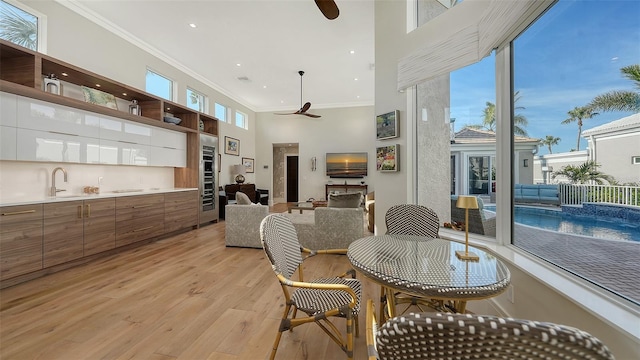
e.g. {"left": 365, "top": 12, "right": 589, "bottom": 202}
{"left": 0, "top": 188, "right": 198, "bottom": 207}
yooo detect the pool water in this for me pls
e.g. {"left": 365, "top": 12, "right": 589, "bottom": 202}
{"left": 484, "top": 205, "right": 640, "bottom": 242}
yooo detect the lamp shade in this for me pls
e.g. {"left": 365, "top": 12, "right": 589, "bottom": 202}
{"left": 232, "top": 164, "right": 246, "bottom": 175}
{"left": 456, "top": 195, "right": 478, "bottom": 210}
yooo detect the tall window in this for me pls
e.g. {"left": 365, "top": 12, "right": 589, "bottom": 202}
{"left": 145, "top": 69, "right": 173, "bottom": 101}
{"left": 215, "top": 103, "right": 227, "bottom": 123}
{"left": 186, "top": 87, "right": 206, "bottom": 113}
{"left": 235, "top": 110, "right": 247, "bottom": 129}
{"left": 511, "top": 0, "right": 639, "bottom": 303}
{"left": 0, "top": 0, "right": 43, "bottom": 51}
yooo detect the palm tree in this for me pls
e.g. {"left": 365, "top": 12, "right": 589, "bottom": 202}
{"left": 0, "top": 3, "right": 37, "bottom": 50}
{"left": 551, "top": 161, "right": 613, "bottom": 185}
{"left": 471, "top": 91, "right": 529, "bottom": 136}
{"left": 540, "top": 135, "right": 560, "bottom": 154}
{"left": 561, "top": 106, "right": 598, "bottom": 151}
{"left": 589, "top": 64, "right": 640, "bottom": 112}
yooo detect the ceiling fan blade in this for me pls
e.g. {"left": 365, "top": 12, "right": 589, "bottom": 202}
{"left": 303, "top": 113, "right": 321, "bottom": 118}
{"left": 274, "top": 112, "right": 297, "bottom": 115}
{"left": 315, "top": 0, "right": 339, "bottom": 20}
{"left": 300, "top": 102, "right": 312, "bottom": 112}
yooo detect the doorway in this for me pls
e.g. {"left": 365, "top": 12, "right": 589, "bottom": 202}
{"left": 286, "top": 155, "right": 299, "bottom": 202}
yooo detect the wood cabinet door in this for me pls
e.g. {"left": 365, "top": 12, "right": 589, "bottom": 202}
{"left": 0, "top": 204, "right": 43, "bottom": 281}
{"left": 115, "top": 194, "right": 165, "bottom": 247}
{"left": 83, "top": 198, "right": 116, "bottom": 256}
{"left": 44, "top": 201, "right": 84, "bottom": 268}
{"left": 164, "top": 191, "right": 198, "bottom": 233}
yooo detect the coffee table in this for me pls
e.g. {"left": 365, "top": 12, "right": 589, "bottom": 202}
{"left": 287, "top": 200, "right": 328, "bottom": 213}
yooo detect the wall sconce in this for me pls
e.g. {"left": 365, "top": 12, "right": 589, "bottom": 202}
{"left": 523, "top": 159, "right": 529, "bottom": 167}
{"left": 311, "top": 157, "right": 317, "bottom": 171}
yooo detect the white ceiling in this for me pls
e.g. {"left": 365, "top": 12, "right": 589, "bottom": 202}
{"left": 65, "top": 0, "right": 375, "bottom": 113}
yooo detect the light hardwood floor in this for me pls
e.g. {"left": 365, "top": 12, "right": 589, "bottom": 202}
{"left": 0, "top": 204, "right": 379, "bottom": 360}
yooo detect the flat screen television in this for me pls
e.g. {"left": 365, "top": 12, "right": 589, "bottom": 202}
{"left": 326, "top": 152, "right": 368, "bottom": 178}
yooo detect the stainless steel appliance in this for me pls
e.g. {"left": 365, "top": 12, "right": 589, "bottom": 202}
{"left": 199, "top": 134, "right": 218, "bottom": 224}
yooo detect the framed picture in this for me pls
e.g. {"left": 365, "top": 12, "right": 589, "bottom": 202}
{"left": 224, "top": 136, "right": 240, "bottom": 156}
{"left": 376, "top": 110, "right": 399, "bottom": 140}
{"left": 242, "top": 157, "right": 254, "bottom": 173}
{"left": 81, "top": 86, "right": 118, "bottom": 110}
{"left": 376, "top": 144, "right": 399, "bottom": 172}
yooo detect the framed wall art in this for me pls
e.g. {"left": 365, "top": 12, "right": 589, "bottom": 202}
{"left": 376, "top": 144, "right": 399, "bottom": 172}
{"left": 242, "top": 157, "right": 255, "bottom": 173}
{"left": 224, "top": 136, "right": 240, "bottom": 156}
{"left": 376, "top": 110, "right": 399, "bottom": 140}
{"left": 81, "top": 86, "right": 118, "bottom": 110}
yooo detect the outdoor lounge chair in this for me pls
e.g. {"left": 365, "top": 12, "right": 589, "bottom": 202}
{"left": 260, "top": 214, "right": 362, "bottom": 360}
{"left": 451, "top": 195, "right": 496, "bottom": 236}
{"left": 366, "top": 299, "right": 614, "bottom": 360}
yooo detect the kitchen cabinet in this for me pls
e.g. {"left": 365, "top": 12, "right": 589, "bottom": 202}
{"left": 0, "top": 126, "right": 17, "bottom": 160}
{"left": 164, "top": 191, "right": 198, "bottom": 233}
{"left": 0, "top": 204, "right": 43, "bottom": 281}
{"left": 43, "top": 201, "right": 84, "bottom": 268}
{"left": 0, "top": 92, "right": 17, "bottom": 126}
{"left": 16, "top": 128, "right": 101, "bottom": 163}
{"left": 115, "top": 194, "right": 165, "bottom": 247}
{"left": 83, "top": 198, "right": 116, "bottom": 256}
{"left": 16, "top": 95, "right": 101, "bottom": 138}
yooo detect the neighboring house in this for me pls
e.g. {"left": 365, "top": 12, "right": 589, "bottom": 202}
{"left": 533, "top": 113, "right": 640, "bottom": 185}
{"left": 582, "top": 113, "right": 640, "bottom": 184}
{"left": 450, "top": 127, "right": 539, "bottom": 197}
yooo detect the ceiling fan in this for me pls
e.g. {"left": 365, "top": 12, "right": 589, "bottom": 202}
{"left": 275, "top": 71, "right": 321, "bottom": 118}
{"left": 315, "top": 0, "right": 339, "bottom": 20}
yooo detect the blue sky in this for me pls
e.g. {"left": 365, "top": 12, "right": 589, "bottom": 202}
{"left": 451, "top": 0, "right": 640, "bottom": 155}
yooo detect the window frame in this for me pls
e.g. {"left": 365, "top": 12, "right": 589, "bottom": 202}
{"left": 0, "top": 0, "right": 47, "bottom": 53}
{"left": 186, "top": 87, "right": 207, "bottom": 113}
{"left": 235, "top": 110, "right": 248, "bottom": 130}
{"left": 214, "top": 102, "right": 228, "bottom": 123}
{"left": 145, "top": 68, "right": 174, "bottom": 102}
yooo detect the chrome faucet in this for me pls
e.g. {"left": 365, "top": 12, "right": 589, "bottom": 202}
{"left": 50, "top": 167, "right": 68, "bottom": 197}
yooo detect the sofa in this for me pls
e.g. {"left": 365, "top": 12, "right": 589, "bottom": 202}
{"left": 450, "top": 195, "right": 496, "bottom": 236}
{"left": 224, "top": 203, "right": 269, "bottom": 248}
{"left": 514, "top": 184, "right": 560, "bottom": 205}
{"left": 284, "top": 207, "right": 366, "bottom": 250}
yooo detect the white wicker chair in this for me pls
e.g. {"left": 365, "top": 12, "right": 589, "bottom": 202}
{"left": 367, "top": 300, "right": 615, "bottom": 360}
{"left": 382, "top": 204, "right": 441, "bottom": 319}
{"left": 260, "top": 214, "right": 362, "bottom": 360}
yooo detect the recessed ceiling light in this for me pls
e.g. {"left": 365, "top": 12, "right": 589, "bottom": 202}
{"left": 263, "top": 85, "right": 267, "bottom": 89}
{"left": 281, "top": 100, "right": 284, "bottom": 104}
{"left": 122, "top": 92, "right": 127, "bottom": 96}
{"left": 354, "top": 78, "right": 358, "bottom": 81}
{"left": 61, "top": 72, "right": 68, "bottom": 76}
{"left": 95, "top": 84, "right": 100, "bottom": 87}
{"left": 356, "top": 95, "right": 360, "bottom": 99}
{"left": 189, "top": 23, "right": 197, "bottom": 28}
{"left": 350, "top": 50, "right": 355, "bottom": 54}
{"left": 236, "top": 63, "right": 241, "bottom": 67}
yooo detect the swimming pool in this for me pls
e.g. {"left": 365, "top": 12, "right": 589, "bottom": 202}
{"left": 484, "top": 205, "right": 640, "bottom": 242}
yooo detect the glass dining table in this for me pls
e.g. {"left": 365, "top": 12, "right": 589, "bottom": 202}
{"left": 347, "top": 234, "right": 511, "bottom": 319}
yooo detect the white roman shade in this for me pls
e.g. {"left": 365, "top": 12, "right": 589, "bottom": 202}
{"left": 397, "top": 0, "right": 555, "bottom": 91}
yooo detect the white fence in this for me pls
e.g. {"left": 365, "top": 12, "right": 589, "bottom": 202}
{"left": 559, "top": 184, "right": 640, "bottom": 207}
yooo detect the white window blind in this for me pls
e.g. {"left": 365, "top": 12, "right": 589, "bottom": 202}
{"left": 397, "top": 0, "right": 555, "bottom": 91}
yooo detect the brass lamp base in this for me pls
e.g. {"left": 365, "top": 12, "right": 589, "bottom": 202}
{"left": 235, "top": 174, "right": 245, "bottom": 184}
{"left": 456, "top": 250, "right": 479, "bottom": 261}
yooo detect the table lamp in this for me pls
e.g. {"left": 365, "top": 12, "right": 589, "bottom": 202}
{"left": 233, "top": 164, "right": 246, "bottom": 184}
{"left": 456, "top": 195, "right": 480, "bottom": 261}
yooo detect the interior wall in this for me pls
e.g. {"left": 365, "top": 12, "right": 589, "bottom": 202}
{"left": 21, "top": 0, "right": 257, "bottom": 187}
{"left": 255, "top": 106, "right": 375, "bottom": 202}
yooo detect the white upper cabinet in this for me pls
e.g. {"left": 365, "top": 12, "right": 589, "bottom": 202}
{"left": 16, "top": 128, "right": 100, "bottom": 163}
{"left": 0, "top": 126, "right": 17, "bottom": 160}
{"left": 16, "top": 96, "right": 100, "bottom": 138}
{"left": 150, "top": 127, "right": 186, "bottom": 150}
{"left": 100, "top": 116, "right": 151, "bottom": 145}
{"left": 0, "top": 92, "right": 17, "bottom": 127}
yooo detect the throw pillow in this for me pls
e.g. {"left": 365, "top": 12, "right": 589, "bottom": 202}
{"left": 236, "top": 191, "right": 252, "bottom": 205}
{"left": 328, "top": 192, "right": 361, "bottom": 208}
